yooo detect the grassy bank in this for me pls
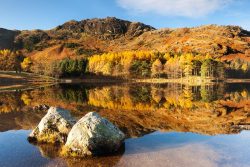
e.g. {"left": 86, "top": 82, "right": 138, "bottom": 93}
{"left": 1, "top": 71, "right": 249, "bottom": 91}
{"left": 0, "top": 71, "right": 57, "bottom": 90}
{"left": 133, "top": 76, "right": 222, "bottom": 85}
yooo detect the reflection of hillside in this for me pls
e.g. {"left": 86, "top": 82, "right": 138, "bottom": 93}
{"left": 0, "top": 92, "right": 24, "bottom": 113}
{"left": 0, "top": 110, "right": 46, "bottom": 132}
{"left": 0, "top": 84, "right": 249, "bottom": 136}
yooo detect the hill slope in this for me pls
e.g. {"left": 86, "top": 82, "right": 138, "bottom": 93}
{"left": 0, "top": 17, "right": 250, "bottom": 62}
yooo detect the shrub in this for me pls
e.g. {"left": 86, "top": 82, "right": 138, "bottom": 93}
{"left": 0, "top": 49, "right": 23, "bottom": 72}
{"left": 130, "top": 60, "right": 151, "bottom": 78}
{"left": 64, "top": 43, "right": 80, "bottom": 48}
{"left": 58, "top": 58, "right": 88, "bottom": 77}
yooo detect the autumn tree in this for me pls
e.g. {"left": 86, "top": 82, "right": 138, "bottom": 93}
{"left": 151, "top": 59, "right": 163, "bottom": 77}
{"left": 241, "top": 63, "right": 249, "bottom": 73}
{"left": 87, "top": 51, "right": 225, "bottom": 80}
{"left": 21, "top": 57, "right": 32, "bottom": 72}
{"left": 0, "top": 49, "right": 22, "bottom": 72}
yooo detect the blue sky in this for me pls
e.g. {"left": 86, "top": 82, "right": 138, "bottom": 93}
{"left": 0, "top": 0, "right": 250, "bottom": 30}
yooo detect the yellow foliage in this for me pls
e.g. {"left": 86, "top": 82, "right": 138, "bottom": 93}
{"left": 205, "top": 54, "right": 212, "bottom": 59}
{"left": 21, "top": 57, "right": 32, "bottom": 71}
{"left": 21, "top": 93, "right": 32, "bottom": 105}
{"left": 241, "top": 90, "right": 248, "bottom": 98}
{"left": 88, "top": 51, "right": 159, "bottom": 76}
{"left": 241, "top": 63, "right": 248, "bottom": 72}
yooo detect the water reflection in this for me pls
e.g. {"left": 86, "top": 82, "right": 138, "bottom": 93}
{"left": 0, "top": 83, "right": 250, "bottom": 166}
{"left": 1, "top": 83, "right": 250, "bottom": 112}
{"left": 31, "top": 141, "right": 125, "bottom": 167}
{"left": 1, "top": 130, "right": 250, "bottom": 167}
{"left": 0, "top": 83, "right": 249, "bottom": 137}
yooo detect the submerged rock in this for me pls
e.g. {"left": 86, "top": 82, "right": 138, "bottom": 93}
{"left": 63, "top": 112, "right": 125, "bottom": 157}
{"left": 28, "top": 107, "right": 76, "bottom": 143}
{"left": 32, "top": 104, "right": 50, "bottom": 111}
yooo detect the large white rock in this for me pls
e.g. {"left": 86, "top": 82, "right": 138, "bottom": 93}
{"left": 64, "top": 112, "right": 125, "bottom": 156}
{"left": 28, "top": 107, "right": 76, "bottom": 143}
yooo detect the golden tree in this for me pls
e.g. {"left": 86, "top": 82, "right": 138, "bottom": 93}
{"left": 151, "top": 59, "right": 163, "bottom": 77}
{"left": 21, "top": 57, "right": 32, "bottom": 72}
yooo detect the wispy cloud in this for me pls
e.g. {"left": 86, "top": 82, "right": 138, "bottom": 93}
{"left": 117, "top": 0, "right": 232, "bottom": 18}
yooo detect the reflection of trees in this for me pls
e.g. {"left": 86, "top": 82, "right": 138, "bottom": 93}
{"left": 55, "top": 85, "right": 88, "bottom": 104}
{"left": 226, "top": 89, "right": 250, "bottom": 102}
{"left": 0, "top": 84, "right": 249, "bottom": 137}
{"left": 0, "top": 92, "right": 24, "bottom": 113}
{"left": 88, "top": 84, "right": 226, "bottom": 111}
{"left": 1, "top": 83, "right": 249, "bottom": 114}
{"left": 201, "top": 84, "right": 224, "bottom": 102}
{"left": 130, "top": 86, "right": 152, "bottom": 104}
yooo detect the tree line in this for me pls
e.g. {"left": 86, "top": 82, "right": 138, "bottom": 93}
{"left": 1, "top": 49, "right": 250, "bottom": 79}
{"left": 88, "top": 51, "right": 226, "bottom": 79}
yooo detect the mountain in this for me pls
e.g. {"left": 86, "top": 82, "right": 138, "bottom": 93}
{"left": 0, "top": 17, "right": 250, "bottom": 62}
{"left": 0, "top": 28, "right": 20, "bottom": 50}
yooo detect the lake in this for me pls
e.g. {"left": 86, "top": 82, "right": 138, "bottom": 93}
{"left": 0, "top": 83, "right": 250, "bottom": 167}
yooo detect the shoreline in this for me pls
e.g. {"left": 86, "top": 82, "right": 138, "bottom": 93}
{"left": 1, "top": 72, "right": 250, "bottom": 91}
{"left": 60, "top": 77, "right": 250, "bottom": 85}
{"left": 0, "top": 71, "right": 57, "bottom": 90}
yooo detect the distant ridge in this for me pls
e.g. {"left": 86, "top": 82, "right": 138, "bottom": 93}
{"left": 0, "top": 17, "right": 249, "bottom": 62}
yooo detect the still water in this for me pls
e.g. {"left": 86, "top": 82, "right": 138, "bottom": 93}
{"left": 0, "top": 83, "right": 249, "bottom": 167}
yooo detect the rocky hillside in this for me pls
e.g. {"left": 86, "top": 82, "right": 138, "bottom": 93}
{"left": 0, "top": 17, "right": 250, "bottom": 62}
{"left": 0, "top": 28, "right": 19, "bottom": 50}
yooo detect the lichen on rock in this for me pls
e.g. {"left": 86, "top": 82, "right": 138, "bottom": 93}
{"left": 63, "top": 112, "right": 125, "bottom": 157}
{"left": 28, "top": 107, "right": 76, "bottom": 143}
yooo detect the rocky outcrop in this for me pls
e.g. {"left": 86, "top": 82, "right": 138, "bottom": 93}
{"left": 0, "top": 28, "right": 20, "bottom": 50}
{"left": 14, "top": 30, "right": 50, "bottom": 50}
{"left": 63, "top": 112, "right": 125, "bottom": 156}
{"left": 53, "top": 17, "right": 155, "bottom": 39}
{"left": 28, "top": 107, "right": 76, "bottom": 143}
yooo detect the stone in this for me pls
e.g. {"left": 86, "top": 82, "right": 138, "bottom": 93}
{"left": 28, "top": 107, "right": 76, "bottom": 143}
{"left": 64, "top": 112, "right": 125, "bottom": 157}
{"left": 32, "top": 104, "right": 50, "bottom": 111}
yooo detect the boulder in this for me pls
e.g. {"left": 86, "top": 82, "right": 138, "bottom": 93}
{"left": 28, "top": 107, "right": 76, "bottom": 143}
{"left": 63, "top": 112, "right": 125, "bottom": 157}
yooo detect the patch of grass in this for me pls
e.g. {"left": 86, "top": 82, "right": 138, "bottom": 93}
{"left": 60, "top": 146, "right": 92, "bottom": 157}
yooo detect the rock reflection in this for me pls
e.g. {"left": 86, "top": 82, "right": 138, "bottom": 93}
{"left": 31, "top": 142, "right": 125, "bottom": 167}
{"left": 34, "top": 143, "right": 62, "bottom": 159}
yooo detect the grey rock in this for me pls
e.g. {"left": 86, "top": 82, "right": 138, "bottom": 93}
{"left": 28, "top": 107, "right": 76, "bottom": 143}
{"left": 64, "top": 112, "right": 125, "bottom": 156}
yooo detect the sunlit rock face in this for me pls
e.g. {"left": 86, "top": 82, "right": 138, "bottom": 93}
{"left": 64, "top": 112, "right": 125, "bottom": 157}
{"left": 28, "top": 107, "right": 76, "bottom": 143}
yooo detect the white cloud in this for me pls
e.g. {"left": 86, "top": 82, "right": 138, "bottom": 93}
{"left": 117, "top": 0, "right": 232, "bottom": 18}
